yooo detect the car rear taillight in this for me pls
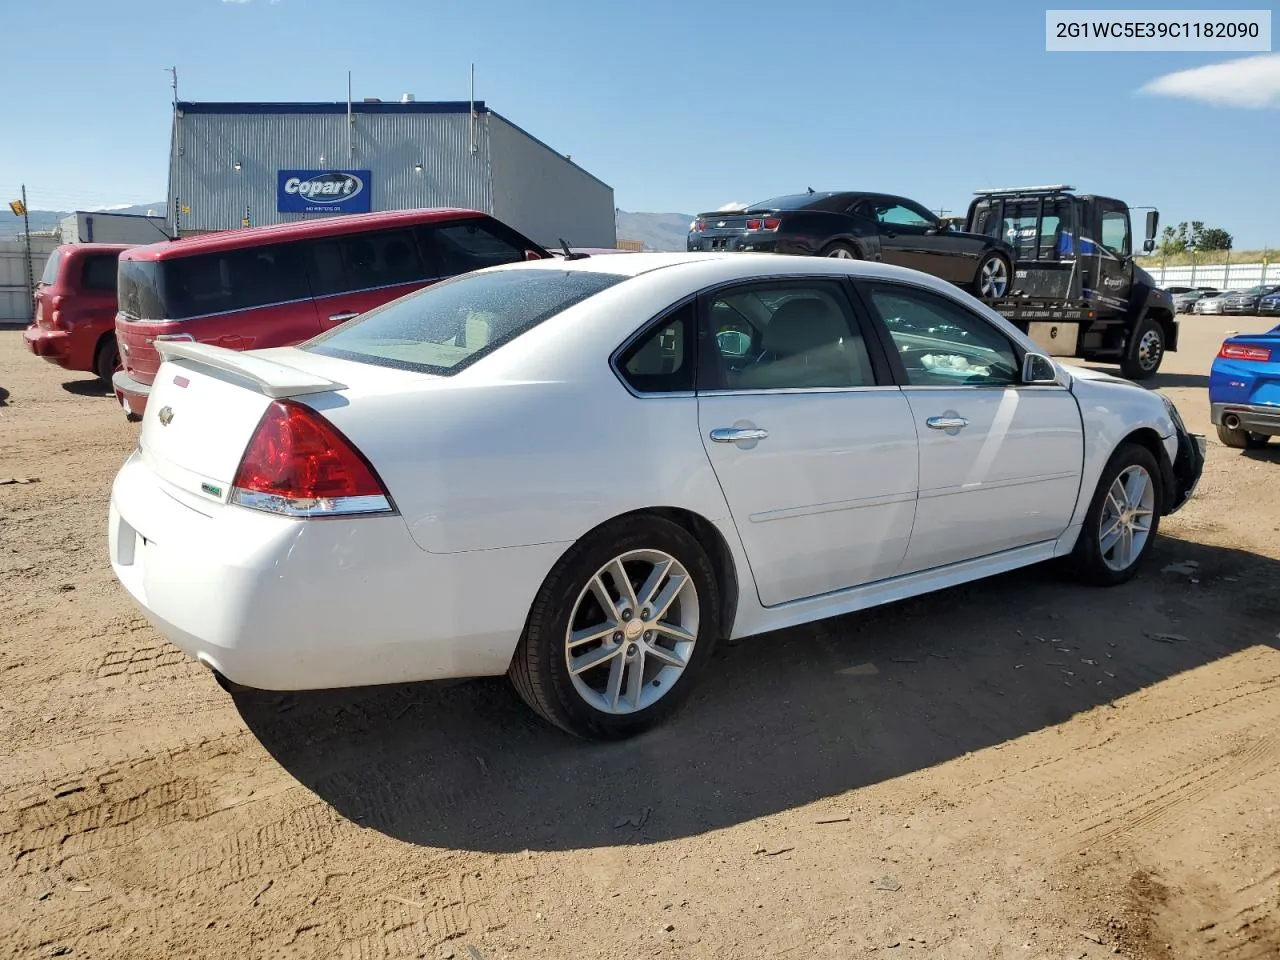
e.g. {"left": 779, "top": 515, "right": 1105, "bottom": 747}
{"left": 745, "top": 217, "right": 781, "bottom": 232}
{"left": 48, "top": 295, "right": 64, "bottom": 329}
{"left": 230, "top": 400, "right": 395, "bottom": 518}
{"left": 1218, "top": 343, "right": 1272, "bottom": 363}
{"left": 690, "top": 219, "right": 706, "bottom": 233}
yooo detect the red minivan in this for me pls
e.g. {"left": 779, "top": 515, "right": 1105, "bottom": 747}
{"left": 112, "top": 209, "right": 549, "bottom": 420}
{"left": 24, "top": 243, "right": 131, "bottom": 383}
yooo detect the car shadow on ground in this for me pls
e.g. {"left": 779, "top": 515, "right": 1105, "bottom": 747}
{"left": 1143, "top": 372, "right": 1210, "bottom": 390}
{"left": 1241, "top": 444, "right": 1280, "bottom": 464}
{"left": 235, "top": 534, "right": 1278, "bottom": 854}
{"left": 0, "top": 386, "right": 8, "bottom": 406}
{"left": 61, "top": 378, "right": 112, "bottom": 398}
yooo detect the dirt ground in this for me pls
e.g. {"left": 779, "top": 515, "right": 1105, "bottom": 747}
{"left": 1, "top": 315, "right": 1278, "bottom": 960}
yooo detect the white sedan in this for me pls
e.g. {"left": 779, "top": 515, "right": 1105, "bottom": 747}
{"left": 108, "top": 253, "right": 1205, "bottom": 739}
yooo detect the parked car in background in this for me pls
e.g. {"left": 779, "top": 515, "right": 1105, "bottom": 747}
{"left": 1173, "top": 288, "right": 1218, "bottom": 313}
{"left": 1210, "top": 323, "right": 1280, "bottom": 449}
{"left": 1259, "top": 290, "right": 1280, "bottom": 317}
{"left": 112, "top": 208, "right": 550, "bottom": 420}
{"left": 23, "top": 243, "right": 130, "bottom": 383}
{"left": 687, "top": 190, "right": 1017, "bottom": 301}
{"left": 1194, "top": 291, "right": 1231, "bottom": 315}
{"left": 1220, "top": 284, "right": 1280, "bottom": 316}
{"left": 108, "top": 252, "right": 1203, "bottom": 739}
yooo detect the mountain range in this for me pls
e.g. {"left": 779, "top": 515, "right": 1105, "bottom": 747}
{"left": 0, "top": 203, "right": 166, "bottom": 239}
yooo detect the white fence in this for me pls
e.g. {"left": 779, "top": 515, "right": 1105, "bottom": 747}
{"left": 0, "top": 237, "right": 59, "bottom": 324}
{"left": 1143, "top": 261, "right": 1275, "bottom": 291}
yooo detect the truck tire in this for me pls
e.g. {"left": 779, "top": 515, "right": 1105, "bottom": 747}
{"left": 972, "top": 252, "right": 1011, "bottom": 301}
{"left": 1120, "top": 316, "right": 1164, "bottom": 380}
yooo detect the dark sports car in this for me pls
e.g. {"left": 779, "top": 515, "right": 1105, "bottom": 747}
{"left": 688, "top": 190, "right": 1018, "bottom": 300}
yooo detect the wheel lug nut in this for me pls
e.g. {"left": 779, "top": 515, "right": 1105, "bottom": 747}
{"left": 641, "top": 608, "right": 651, "bottom": 620}
{"left": 644, "top": 631, "right": 653, "bottom": 641}
{"left": 621, "top": 609, "right": 632, "bottom": 621}
{"left": 613, "top": 632, "right": 622, "bottom": 643}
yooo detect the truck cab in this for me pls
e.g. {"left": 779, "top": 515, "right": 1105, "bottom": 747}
{"left": 965, "top": 185, "right": 1176, "bottom": 379}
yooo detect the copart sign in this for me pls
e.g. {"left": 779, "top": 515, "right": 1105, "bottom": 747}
{"left": 277, "top": 170, "right": 372, "bottom": 214}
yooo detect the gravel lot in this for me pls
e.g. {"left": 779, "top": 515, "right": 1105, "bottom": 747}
{"left": 1, "top": 317, "right": 1277, "bottom": 960}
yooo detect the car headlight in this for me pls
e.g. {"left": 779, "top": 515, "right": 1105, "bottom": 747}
{"left": 1160, "top": 393, "right": 1186, "bottom": 433}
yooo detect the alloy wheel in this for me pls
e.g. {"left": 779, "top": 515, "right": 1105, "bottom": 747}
{"left": 979, "top": 257, "right": 1008, "bottom": 298}
{"left": 827, "top": 247, "right": 856, "bottom": 260}
{"left": 1099, "top": 465, "right": 1156, "bottom": 572}
{"left": 564, "top": 549, "right": 700, "bottom": 715}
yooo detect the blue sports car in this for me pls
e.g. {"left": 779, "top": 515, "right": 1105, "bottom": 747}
{"left": 1210, "top": 322, "right": 1280, "bottom": 449}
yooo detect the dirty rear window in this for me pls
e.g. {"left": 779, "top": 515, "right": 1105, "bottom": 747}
{"left": 302, "top": 268, "right": 625, "bottom": 375}
{"left": 40, "top": 250, "right": 62, "bottom": 286}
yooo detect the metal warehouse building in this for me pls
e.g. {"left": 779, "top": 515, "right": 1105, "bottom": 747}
{"left": 167, "top": 98, "right": 616, "bottom": 248}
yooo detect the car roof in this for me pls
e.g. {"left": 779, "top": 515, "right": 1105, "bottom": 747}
{"left": 119, "top": 208, "right": 495, "bottom": 262}
{"left": 56, "top": 242, "right": 132, "bottom": 255}
{"left": 489, "top": 250, "right": 984, "bottom": 292}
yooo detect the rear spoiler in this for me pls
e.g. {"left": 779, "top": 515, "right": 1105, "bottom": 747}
{"left": 154, "top": 341, "right": 345, "bottom": 398}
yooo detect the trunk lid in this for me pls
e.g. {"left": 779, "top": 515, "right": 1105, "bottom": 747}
{"left": 137, "top": 343, "right": 430, "bottom": 504}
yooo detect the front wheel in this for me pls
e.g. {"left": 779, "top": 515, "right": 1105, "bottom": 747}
{"left": 509, "top": 515, "right": 721, "bottom": 739}
{"left": 1120, "top": 316, "right": 1165, "bottom": 380}
{"left": 1068, "top": 442, "right": 1163, "bottom": 586}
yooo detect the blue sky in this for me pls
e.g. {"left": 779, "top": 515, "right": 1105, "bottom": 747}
{"left": 2, "top": 0, "right": 1278, "bottom": 247}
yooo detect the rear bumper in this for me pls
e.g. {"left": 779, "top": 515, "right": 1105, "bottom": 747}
{"left": 112, "top": 369, "right": 152, "bottom": 420}
{"left": 23, "top": 325, "right": 73, "bottom": 367}
{"left": 108, "top": 452, "right": 559, "bottom": 691}
{"left": 1210, "top": 402, "right": 1280, "bottom": 436}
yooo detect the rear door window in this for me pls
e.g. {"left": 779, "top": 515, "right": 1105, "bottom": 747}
{"left": 307, "top": 228, "right": 427, "bottom": 297}
{"left": 164, "top": 243, "right": 310, "bottom": 319}
{"left": 81, "top": 254, "right": 119, "bottom": 292}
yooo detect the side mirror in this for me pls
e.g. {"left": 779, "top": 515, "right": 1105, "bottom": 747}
{"left": 1142, "top": 238, "right": 1156, "bottom": 254}
{"left": 1144, "top": 210, "right": 1159, "bottom": 241}
{"left": 1021, "top": 352, "right": 1059, "bottom": 385}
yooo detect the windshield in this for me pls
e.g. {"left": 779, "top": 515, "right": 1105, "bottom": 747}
{"left": 302, "top": 268, "right": 626, "bottom": 375}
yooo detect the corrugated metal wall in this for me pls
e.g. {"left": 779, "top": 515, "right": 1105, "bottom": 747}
{"left": 488, "top": 114, "right": 616, "bottom": 249}
{"left": 173, "top": 109, "right": 493, "bottom": 232}
{"left": 0, "top": 237, "right": 59, "bottom": 324}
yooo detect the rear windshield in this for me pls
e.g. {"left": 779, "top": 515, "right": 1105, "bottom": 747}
{"left": 302, "top": 268, "right": 625, "bottom": 375}
{"left": 117, "top": 260, "right": 167, "bottom": 319}
{"left": 746, "top": 194, "right": 828, "bottom": 212}
{"left": 40, "top": 250, "right": 62, "bottom": 286}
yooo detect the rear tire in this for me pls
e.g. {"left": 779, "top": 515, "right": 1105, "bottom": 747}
{"left": 1216, "top": 423, "right": 1271, "bottom": 449}
{"left": 1068, "top": 442, "right": 1163, "bottom": 586}
{"left": 509, "top": 514, "right": 721, "bottom": 740}
{"left": 1120, "top": 316, "right": 1165, "bottom": 380}
{"left": 94, "top": 336, "right": 120, "bottom": 385}
{"left": 820, "top": 242, "right": 860, "bottom": 260}
{"left": 972, "top": 252, "right": 1011, "bottom": 301}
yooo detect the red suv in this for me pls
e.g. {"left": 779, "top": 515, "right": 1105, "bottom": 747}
{"left": 112, "top": 209, "right": 549, "bottom": 419}
{"left": 24, "top": 243, "right": 131, "bottom": 383}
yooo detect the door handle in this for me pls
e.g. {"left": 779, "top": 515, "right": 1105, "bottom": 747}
{"left": 328, "top": 311, "right": 360, "bottom": 323}
{"left": 710, "top": 427, "right": 769, "bottom": 444}
{"left": 926, "top": 416, "right": 968, "bottom": 430}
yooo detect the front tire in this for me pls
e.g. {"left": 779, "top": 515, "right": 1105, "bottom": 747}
{"left": 509, "top": 515, "right": 721, "bottom": 739}
{"left": 973, "top": 252, "right": 1011, "bottom": 301}
{"left": 1216, "top": 423, "right": 1271, "bottom": 449}
{"left": 1120, "top": 316, "right": 1165, "bottom": 380}
{"left": 1068, "top": 442, "right": 1163, "bottom": 586}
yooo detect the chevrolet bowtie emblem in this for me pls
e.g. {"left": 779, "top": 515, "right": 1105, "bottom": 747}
{"left": 158, "top": 406, "right": 174, "bottom": 426}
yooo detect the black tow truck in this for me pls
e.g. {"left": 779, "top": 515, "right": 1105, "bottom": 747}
{"left": 963, "top": 185, "right": 1176, "bottom": 380}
